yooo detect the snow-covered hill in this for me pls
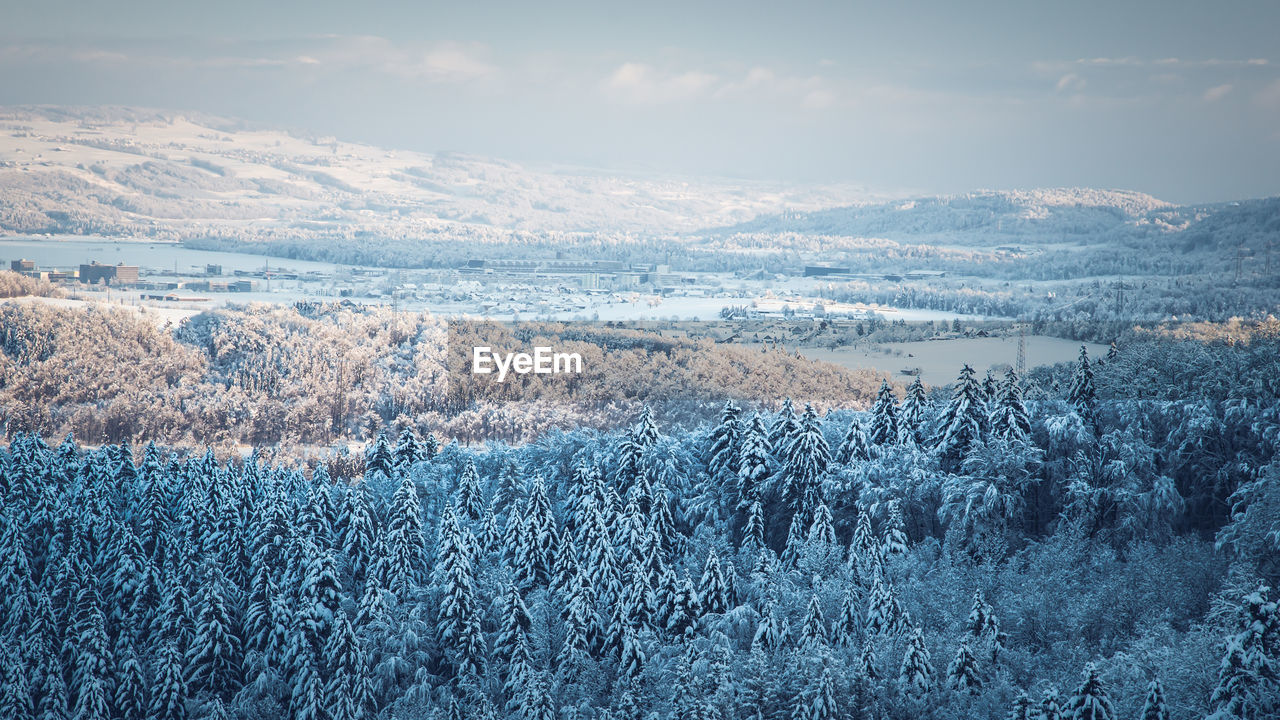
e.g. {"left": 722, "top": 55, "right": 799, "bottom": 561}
{"left": 0, "top": 106, "right": 866, "bottom": 241}
{"left": 712, "top": 188, "right": 1280, "bottom": 255}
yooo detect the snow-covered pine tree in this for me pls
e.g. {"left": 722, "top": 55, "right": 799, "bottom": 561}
{"left": 149, "top": 639, "right": 187, "bottom": 720}
{"left": 835, "top": 418, "right": 871, "bottom": 464}
{"left": 384, "top": 475, "right": 425, "bottom": 599}
{"left": 833, "top": 587, "right": 861, "bottom": 648}
{"left": 743, "top": 500, "right": 766, "bottom": 552}
{"left": 1207, "top": 585, "right": 1279, "bottom": 720}
{"left": 899, "top": 627, "right": 933, "bottom": 696}
{"left": 112, "top": 644, "right": 146, "bottom": 720}
{"left": 869, "top": 381, "right": 900, "bottom": 446}
{"left": 185, "top": 565, "right": 241, "bottom": 700}
{"left": 769, "top": 398, "right": 800, "bottom": 455}
{"left": 1039, "top": 687, "right": 1063, "bottom": 720}
{"left": 808, "top": 502, "right": 837, "bottom": 547}
{"left": 782, "top": 404, "right": 831, "bottom": 525}
{"left": 364, "top": 431, "right": 395, "bottom": 479}
{"left": 800, "top": 594, "right": 826, "bottom": 648}
{"left": 882, "top": 501, "right": 908, "bottom": 556}
{"left": 1067, "top": 346, "right": 1097, "bottom": 425}
{"left": 434, "top": 502, "right": 483, "bottom": 678}
{"left": 457, "top": 459, "right": 484, "bottom": 522}
{"left": 753, "top": 601, "right": 787, "bottom": 651}
{"left": 931, "top": 364, "right": 985, "bottom": 460}
{"left": 707, "top": 400, "right": 743, "bottom": 479}
{"left": 698, "top": 550, "right": 728, "bottom": 615}
{"left": 945, "top": 641, "right": 981, "bottom": 693}
{"left": 495, "top": 580, "right": 531, "bottom": 665}
{"left": 1140, "top": 677, "right": 1169, "bottom": 720}
{"left": 1006, "top": 690, "right": 1034, "bottom": 720}
{"left": 1065, "top": 663, "right": 1115, "bottom": 720}
{"left": 737, "top": 414, "right": 772, "bottom": 513}
{"left": 990, "top": 368, "right": 1031, "bottom": 442}
{"left": 898, "top": 377, "right": 929, "bottom": 445}
{"left": 394, "top": 426, "right": 424, "bottom": 470}
{"left": 666, "top": 571, "right": 700, "bottom": 640}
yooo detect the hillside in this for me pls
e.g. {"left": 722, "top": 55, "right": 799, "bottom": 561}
{"left": 0, "top": 106, "right": 860, "bottom": 242}
{"left": 713, "top": 188, "right": 1280, "bottom": 256}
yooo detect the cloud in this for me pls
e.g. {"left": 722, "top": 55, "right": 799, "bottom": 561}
{"left": 1258, "top": 79, "right": 1280, "bottom": 107}
{"left": 1203, "top": 84, "right": 1233, "bottom": 102}
{"left": 604, "top": 62, "right": 718, "bottom": 104}
{"left": 1056, "top": 73, "right": 1086, "bottom": 92}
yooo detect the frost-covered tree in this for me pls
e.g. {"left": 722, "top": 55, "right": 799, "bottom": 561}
{"left": 769, "top": 398, "right": 800, "bottom": 453}
{"left": 834, "top": 418, "right": 871, "bottom": 464}
{"left": 899, "top": 627, "right": 933, "bottom": 696}
{"left": 1139, "top": 678, "right": 1169, "bottom": 720}
{"left": 707, "top": 400, "right": 743, "bottom": 480}
{"left": 869, "top": 381, "right": 899, "bottom": 446}
{"left": 899, "top": 377, "right": 929, "bottom": 445}
{"left": 435, "top": 503, "right": 483, "bottom": 678}
{"left": 1067, "top": 346, "right": 1097, "bottom": 425}
{"left": 1065, "top": 664, "right": 1114, "bottom": 720}
{"left": 931, "top": 364, "right": 985, "bottom": 460}
{"left": 946, "top": 641, "right": 982, "bottom": 693}
{"left": 990, "top": 369, "right": 1031, "bottom": 442}
{"left": 384, "top": 475, "right": 425, "bottom": 599}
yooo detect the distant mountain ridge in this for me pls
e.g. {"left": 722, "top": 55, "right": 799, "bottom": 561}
{"left": 1, "top": 106, "right": 1276, "bottom": 258}
{"left": 709, "top": 187, "right": 1280, "bottom": 258}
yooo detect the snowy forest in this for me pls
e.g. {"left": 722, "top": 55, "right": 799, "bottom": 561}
{"left": 1, "top": 335, "right": 1278, "bottom": 720}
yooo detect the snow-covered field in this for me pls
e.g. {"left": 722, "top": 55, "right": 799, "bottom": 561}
{"left": 801, "top": 336, "right": 1109, "bottom": 386}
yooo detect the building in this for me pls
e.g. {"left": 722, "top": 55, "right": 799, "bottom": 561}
{"left": 10, "top": 259, "right": 35, "bottom": 272}
{"left": 206, "top": 264, "right": 223, "bottom": 276}
{"left": 804, "top": 265, "right": 852, "bottom": 277}
{"left": 79, "top": 262, "right": 140, "bottom": 286}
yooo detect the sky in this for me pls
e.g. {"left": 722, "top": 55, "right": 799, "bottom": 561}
{"left": 2, "top": 0, "right": 1278, "bottom": 203}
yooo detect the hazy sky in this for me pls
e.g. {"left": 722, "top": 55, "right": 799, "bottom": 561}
{"left": 3, "top": 1, "right": 1278, "bottom": 202}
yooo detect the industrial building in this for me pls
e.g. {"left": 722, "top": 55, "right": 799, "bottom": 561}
{"left": 79, "top": 262, "right": 140, "bottom": 286}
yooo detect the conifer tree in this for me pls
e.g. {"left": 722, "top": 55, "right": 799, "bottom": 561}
{"left": 782, "top": 404, "right": 831, "bottom": 524}
{"left": 1067, "top": 346, "right": 1097, "bottom": 425}
{"left": 945, "top": 641, "right": 982, "bottom": 693}
{"left": 932, "top": 364, "right": 985, "bottom": 460}
{"left": 737, "top": 415, "right": 772, "bottom": 513}
{"left": 899, "top": 627, "right": 934, "bottom": 696}
{"left": 835, "top": 418, "right": 871, "bottom": 464}
{"left": 185, "top": 567, "right": 240, "bottom": 699}
{"left": 698, "top": 550, "right": 728, "bottom": 615}
{"left": 707, "top": 400, "right": 743, "bottom": 479}
{"left": 800, "top": 594, "right": 826, "bottom": 648}
{"left": 435, "top": 503, "right": 483, "bottom": 678}
{"left": 833, "top": 587, "right": 861, "bottom": 648}
{"left": 1039, "top": 687, "right": 1063, "bottom": 720}
{"left": 149, "top": 640, "right": 187, "bottom": 720}
{"left": 457, "top": 459, "right": 484, "bottom": 522}
{"left": 898, "top": 377, "right": 929, "bottom": 445}
{"left": 869, "top": 381, "right": 899, "bottom": 446}
{"left": 769, "top": 398, "right": 800, "bottom": 454}
{"left": 753, "top": 601, "right": 787, "bottom": 651}
{"left": 1140, "top": 678, "right": 1169, "bottom": 720}
{"left": 112, "top": 645, "right": 146, "bottom": 720}
{"left": 364, "top": 431, "right": 395, "bottom": 479}
{"left": 1208, "top": 585, "right": 1279, "bottom": 720}
{"left": 1006, "top": 690, "right": 1034, "bottom": 720}
{"left": 666, "top": 572, "right": 700, "bottom": 640}
{"left": 384, "top": 475, "right": 425, "bottom": 599}
{"left": 882, "top": 501, "right": 908, "bottom": 556}
{"left": 495, "top": 581, "right": 531, "bottom": 665}
{"left": 990, "top": 368, "right": 1032, "bottom": 442}
{"left": 394, "top": 426, "right": 423, "bottom": 470}
{"left": 1065, "top": 664, "right": 1115, "bottom": 720}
